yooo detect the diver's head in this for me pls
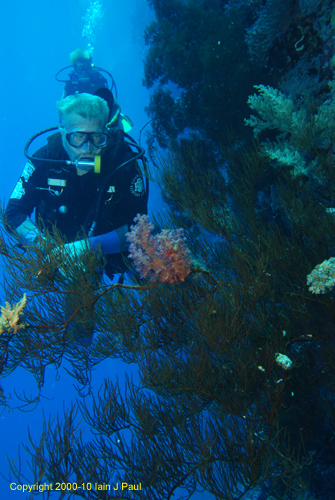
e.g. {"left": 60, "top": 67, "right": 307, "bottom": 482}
{"left": 57, "top": 93, "right": 109, "bottom": 172}
{"left": 70, "top": 48, "right": 93, "bottom": 76}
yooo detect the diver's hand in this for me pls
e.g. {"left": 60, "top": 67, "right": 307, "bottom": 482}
{"left": 51, "top": 240, "right": 89, "bottom": 278}
{"left": 53, "top": 240, "right": 88, "bottom": 259}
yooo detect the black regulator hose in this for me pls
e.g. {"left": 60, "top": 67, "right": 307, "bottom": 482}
{"left": 24, "top": 126, "right": 149, "bottom": 238}
{"left": 55, "top": 66, "right": 117, "bottom": 97}
{"left": 86, "top": 129, "right": 128, "bottom": 237}
{"left": 24, "top": 127, "right": 59, "bottom": 163}
{"left": 24, "top": 127, "right": 102, "bottom": 172}
{"left": 86, "top": 130, "right": 150, "bottom": 237}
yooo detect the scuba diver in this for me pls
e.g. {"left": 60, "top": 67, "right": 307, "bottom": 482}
{"left": 6, "top": 91, "right": 148, "bottom": 283}
{"left": 59, "top": 48, "right": 109, "bottom": 98}
{"left": 56, "top": 49, "right": 133, "bottom": 132}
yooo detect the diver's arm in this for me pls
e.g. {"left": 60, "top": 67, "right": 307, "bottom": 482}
{"left": 6, "top": 158, "right": 45, "bottom": 243}
{"left": 55, "top": 225, "right": 129, "bottom": 260}
{"left": 88, "top": 224, "right": 129, "bottom": 254}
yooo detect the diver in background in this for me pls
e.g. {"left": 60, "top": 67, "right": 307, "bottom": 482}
{"left": 61, "top": 48, "right": 108, "bottom": 98}
{"left": 56, "top": 49, "right": 133, "bottom": 132}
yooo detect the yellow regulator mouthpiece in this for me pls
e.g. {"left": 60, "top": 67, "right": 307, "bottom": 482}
{"left": 94, "top": 155, "right": 101, "bottom": 173}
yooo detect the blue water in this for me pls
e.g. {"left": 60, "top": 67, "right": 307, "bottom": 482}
{"left": 0, "top": 1, "right": 169, "bottom": 498}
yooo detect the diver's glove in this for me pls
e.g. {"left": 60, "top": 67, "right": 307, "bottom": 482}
{"left": 53, "top": 240, "right": 88, "bottom": 260}
{"left": 51, "top": 240, "right": 89, "bottom": 278}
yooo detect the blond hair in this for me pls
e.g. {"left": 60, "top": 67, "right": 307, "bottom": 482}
{"left": 70, "top": 48, "right": 92, "bottom": 66}
{"left": 56, "top": 93, "right": 109, "bottom": 125}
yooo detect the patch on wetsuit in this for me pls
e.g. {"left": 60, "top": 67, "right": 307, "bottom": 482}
{"left": 10, "top": 162, "right": 35, "bottom": 199}
{"left": 130, "top": 174, "right": 145, "bottom": 197}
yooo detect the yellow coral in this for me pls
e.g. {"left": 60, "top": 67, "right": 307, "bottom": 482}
{"left": 0, "top": 294, "right": 27, "bottom": 335}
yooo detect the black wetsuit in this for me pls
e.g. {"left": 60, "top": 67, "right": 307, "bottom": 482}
{"left": 6, "top": 131, "right": 148, "bottom": 276}
{"left": 63, "top": 69, "right": 108, "bottom": 97}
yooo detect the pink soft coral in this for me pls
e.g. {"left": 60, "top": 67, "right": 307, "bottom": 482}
{"left": 126, "top": 214, "right": 193, "bottom": 284}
